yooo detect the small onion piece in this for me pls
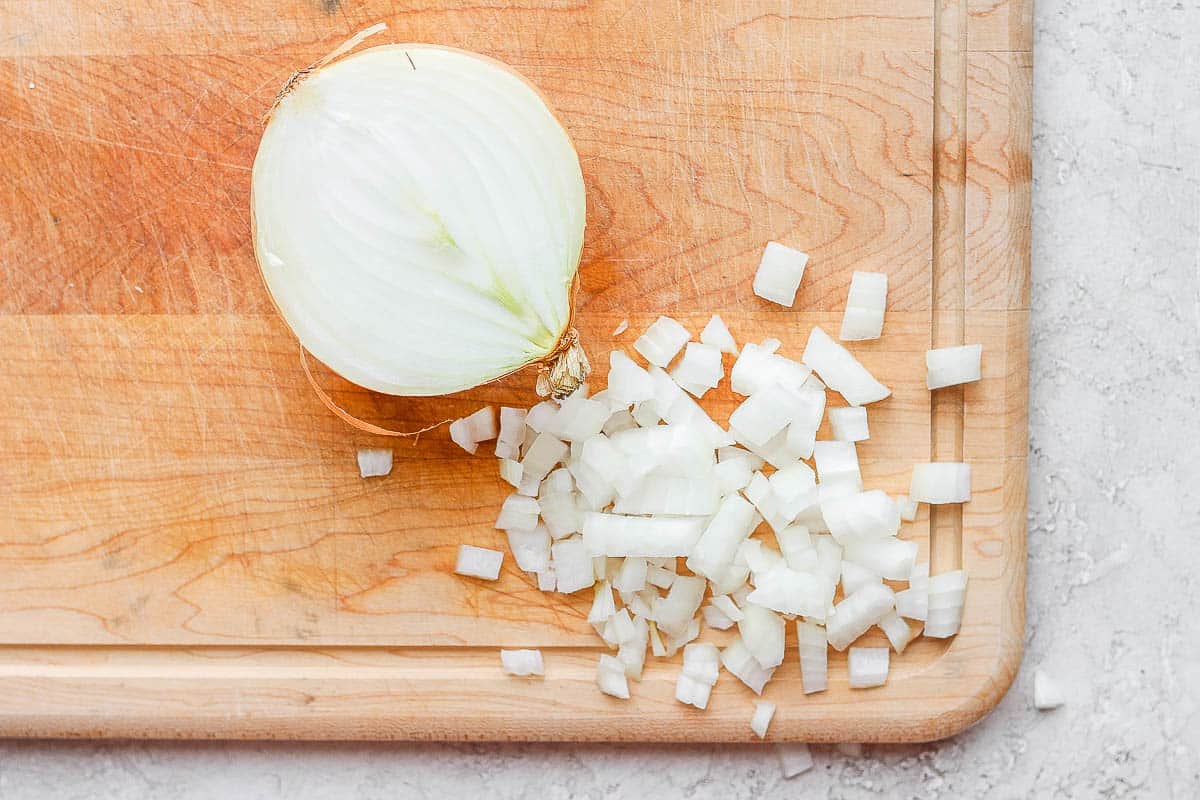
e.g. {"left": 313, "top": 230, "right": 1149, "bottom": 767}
{"left": 682, "top": 642, "right": 721, "bottom": 686}
{"left": 506, "top": 525, "right": 551, "bottom": 572}
{"left": 828, "top": 406, "right": 869, "bottom": 442}
{"left": 1034, "top": 669, "right": 1065, "bottom": 710}
{"left": 634, "top": 316, "right": 690, "bottom": 367}
{"left": 587, "top": 580, "right": 616, "bottom": 624}
{"left": 753, "top": 241, "right": 809, "bottom": 307}
{"left": 839, "top": 271, "right": 888, "bottom": 341}
{"left": 847, "top": 646, "right": 889, "bottom": 688}
{"left": 910, "top": 462, "right": 972, "bottom": 504}
{"left": 924, "top": 569, "right": 968, "bottom": 638}
{"left": 927, "top": 344, "right": 983, "bottom": 390}
{"left": 551, "top": 537, "right": 595, "bottom": 593}
{"left": 495, "top": 407, "right": 527, "bottom": 459}
{"left": 597, "top": 653, "right": 631, "bottom": 699}
{"left": 738, "top": 604, "right": 786, "bottom": 668}
{"left": 455, "top": 545, "right": 504, "bottom": 580}
{"left": 500, "top": 649, "right": 545, "bottom": 676}
{"left": 802, "top": 326, "right": 890, "bottom": 406}
{"left": 356, "top": 448, "right": 393, "bottom": 478}
{"left": 797, "top": 621, "right": 828, "bottom": 694}
{"left": 449, "top": 406, "right": 498, "bottom": 454}
{"left": 720, "top": 637, "right": 776, "bottom": 695}
{"left": 612, "top": 319, "right": 630, "bottom": 337}
{"left": 878, "top": 611, "right": 917, "bottom": 653}
{"left": 750, "top": 700, "right": 776, "bottom": 739}
{"left": 700, "top": 314, "right": 738, "bottom": 354}
{"left": 582, "top": 513, "right": 705, "bottom": 558}
{"left": 253, "top": 44, "right": 588, "bottom": 397}
{"left": 826, "top": 582, "right": 895, "bottom": 651}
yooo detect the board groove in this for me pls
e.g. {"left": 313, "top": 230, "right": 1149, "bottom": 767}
{"left": 0, "top": 0, "right": 1030, "bottom": 741}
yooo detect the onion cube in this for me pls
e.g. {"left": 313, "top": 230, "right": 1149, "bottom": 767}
{"left": 454, "top": 545, "right": 503, "bottom": 581}
{"left": 848, "top": 646, "right": 889, "bottom": 688}
{"left": 597, "top": 654, "right": 631, "bottom": 699}
{"left": 828, "top": 406, "right": 869, "bottom": 442}
{"left": 839, "top": 271, "right": 887, "bottom": 341}
{"left": 909, "top": 462, "right": 971, "bottom": 504}
{"left": 927, "top": 344, "right": 983, "bottom": 390}
{"left": 356, "top": 448, "right": 393, "bottom": 478}
{"left": 750, "top": 700, "right": 776, "bottom": 738}
{"left": 700, "top": 314, "right": 738, "bottom": 354}
{"left": 634, "top": 316, "right": 690, "bottom": 367}
{"left": 500, "top": 649, "right": 544, "bottom": 676}
{"left": 753, "top": 242, "right": 809, "bottom": 307}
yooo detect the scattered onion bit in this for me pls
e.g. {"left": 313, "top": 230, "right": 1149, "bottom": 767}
{"left": 500, "top": 649, "right": 544, "bottom": 676}
{"left": 356, "top": 448, "right": 392, "bottom": 478}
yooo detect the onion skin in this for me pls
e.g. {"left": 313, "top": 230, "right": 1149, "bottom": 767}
{"left": 251, "top": 43, "right": 589, "bottom": 400}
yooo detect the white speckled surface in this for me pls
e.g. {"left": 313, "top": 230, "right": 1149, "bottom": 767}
{"left": 4, "top": 1, "right": 1199, "bottom": 796}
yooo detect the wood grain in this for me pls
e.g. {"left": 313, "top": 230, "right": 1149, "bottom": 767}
{"left": 0, "top": 0, "right": 1030, "bottom": 740}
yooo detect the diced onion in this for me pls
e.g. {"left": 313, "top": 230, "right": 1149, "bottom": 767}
{"left": 828, "top": 406, "right": 869, "bottom": 442}
{"left": 797, "top": 620, "right": 828, "bottom": 694}
{"left": 826, "top": 583, "right": 895, "bottom": 650}
{"left": 877, "top": 611, "right": 916, "bottom": 653}
{"left": 612, "top": 557, "right": 649, "bottom": 594}
{"left": 701, "top": 604, "right": 735, "bottom": 630}
{"left": 682, "top": 642, "right": 721, "bottom": 685}
{"left": 711, "top": 594, "right": 745, "bottom": 622}
{"left": 356, "top": 448, "right": 393, "bottom": 478}
{"left": 499, "top": 458, "right": 523, "bottom": 488}
{"left": 612, "top": 319, "right": 629, "bottom": 337}
{"left": 700, "top": 314, "right": 738, "bottom": 354}
{"left": 521, "top": 432, "right": 570, "bottom": 487}
{"left": 1034, "top": 669, "right": 1065, "bottom": 710}
{"left": 675, "top": 673, "right": 714, "bottom": 710}
{"left": 653, "top": 575, "right": 707, "bottom": 637}
{"left": 729, "top": 383, "right": 801, "bottom": 447}
{"left": 813, "top": 441, "right": 863, "bottom": 492}
{"left": 449, "top": 406, "right": 498, "bottom": 453}
{"left": 670, "top": 342, "right": 724, "bottom": 394}
{"left": 843, "top": 536, "right": 918, "bottom": 580}
{"left": 896, "top": 495, "right": 920, "bottom": 522}
{"left": 506, "top": 525, "right": 551, "bottom": 572}
{"left": 495, "top": 493, "right": 540, "bottom": 531}
{"left": 597, "top": 654, "right": 631, "bottom": 699}
{"left": 607, "top": 351, "right": 655, "bottom": 406}
{"left": 720, "top": 637, "right": 775, "bottom": 695}
{"left": 500, "top": 649, "right": 545, "bottom": 676}
{"left": 847, "top": 646, "right": 889, "bottom": 688}
{"left": 524, "top": 401, "right": 559, "bottom": 433}
{"left": 546, "top": 394, "right": 610, "bottom": 442}
{"left": 454, "top": 544, "right": 504, "bottom": 581}
{"left": 750, "top": 700, "right": 776, "bottom": 739}
{"left": 802, "top": 326, "right": 890, "bottom": 406}
{"left": 582, "top": 513, "right": 705, "bottom": 558}
{"left": 588, "top": 580, "right": 616, "bottom": 624}
{"left": 753, "top": 241, "right": 809, "bottom": 307}
{"left": 909, "top": 462, "right": 972, "bottom": 504}
{"left": 633, "top": 316, "right": 690, "bottom": 367}
{"left": 839, "top": 271, "right": 888, "bottom": 341}
{"left": 686, "top": 493, "right": 760, "bottom": 578}
{"left": 926, "top": 344, "right": 983, "bottom": 390}
{"left": 924, "top": 569, "right": 967, "bottom": 638}
{"left": 840, "top": 560, "right": 881, "bottom": 596}
{"left": 551, "top": 536, "right": 595, "bottom": 593}
{"left": 738, "top": 604, "right": 786, "bottom": 668}
{"left": 494, "top": 407, "right": 527, "bottom": 459}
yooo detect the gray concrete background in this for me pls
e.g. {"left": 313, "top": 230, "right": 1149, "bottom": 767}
{"left": 3, "top": 0, "right": 1198, "bottom": 796}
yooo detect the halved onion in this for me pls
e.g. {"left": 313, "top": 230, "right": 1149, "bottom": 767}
{"left": 253, "top": 44, "right": 588, "bottom": 397}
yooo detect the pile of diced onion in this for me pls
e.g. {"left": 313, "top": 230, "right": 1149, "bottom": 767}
{"left": 389, "top": 242, "right": 983, "bottom": 739}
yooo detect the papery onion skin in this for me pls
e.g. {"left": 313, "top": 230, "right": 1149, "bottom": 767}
{"left": 252, "top": 44, "right": 586, "bottom": 396}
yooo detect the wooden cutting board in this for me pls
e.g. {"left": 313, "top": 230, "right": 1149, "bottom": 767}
{"left": 0, "top": 0, "right": 1030, "bottom": 741}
